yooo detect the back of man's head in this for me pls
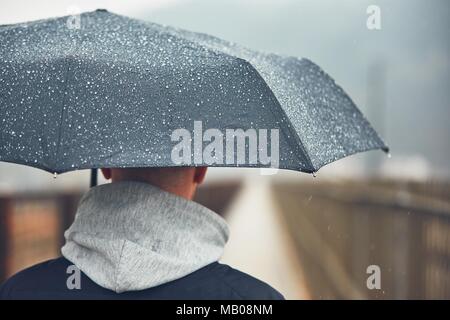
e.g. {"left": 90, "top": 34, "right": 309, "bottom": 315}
{"left": 100, "top": 167, "right": 207, "bottom": 200}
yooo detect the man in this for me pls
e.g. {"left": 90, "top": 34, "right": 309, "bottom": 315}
{"left": 0, "top": 167, "right": 284, "bottom": 299}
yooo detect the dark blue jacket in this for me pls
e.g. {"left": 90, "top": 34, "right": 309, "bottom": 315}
{"left": 0, "top": 257, "right": 284, "bottom": 300}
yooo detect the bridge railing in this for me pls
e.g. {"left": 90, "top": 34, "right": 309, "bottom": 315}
{"left": 273, "top": 179, "right": 450, "bottom": 299}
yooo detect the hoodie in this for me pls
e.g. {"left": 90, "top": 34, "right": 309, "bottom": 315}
{"left": 62, "top": 181, "right": 229, "bottom": 293}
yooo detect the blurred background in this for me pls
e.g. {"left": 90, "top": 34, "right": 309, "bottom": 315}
{"left": 0, "top": 0, "right": 449, "bottom": 299}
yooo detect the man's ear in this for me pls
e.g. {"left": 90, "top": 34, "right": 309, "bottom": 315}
{"left": 193, "top": 167, "right": 207, "bottom": 185}
{"left": 100, "top": 168, "right": 112, "bottom": 180}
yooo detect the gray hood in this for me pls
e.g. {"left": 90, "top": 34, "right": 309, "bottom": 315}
{"left": 61, "top": 181, "right": 229, "bottom": 293}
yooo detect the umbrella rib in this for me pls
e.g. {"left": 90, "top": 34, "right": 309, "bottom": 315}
{"left": 267, "top": 95, "right": 316, "bottom": 172}
{"left": 277, "top": 106, "right": 316, "bottom": 173}
{"left": 243, "top": 61, "right": 316, "bottom": 173}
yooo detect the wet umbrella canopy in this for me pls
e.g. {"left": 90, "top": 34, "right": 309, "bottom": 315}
{"left": 0, "top": 9, "right": 388, "bottom": 179}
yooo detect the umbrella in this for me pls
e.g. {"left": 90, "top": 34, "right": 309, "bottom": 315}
{"left": 0, "top": 9, "right": 388, "bottom": 186}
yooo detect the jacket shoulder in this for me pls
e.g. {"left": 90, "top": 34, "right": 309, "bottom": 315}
{"left": 0, "top": 259, "right": 285, "bottom": 300}
{"left": 212, "top": 263, "right": 285, "bottom": 300}
{"left": 0, "top": 257, "right": 71, "bottom": 299}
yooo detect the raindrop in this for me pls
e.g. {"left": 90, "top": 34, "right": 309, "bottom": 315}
{"left": 387, "top": 152, "right": 392, "bottom": 158}
{"left": 312, "top": 171, "right": 317, "bottom": 178}
{"left": 53, "top": 172, "right": 58, "bottom": 179}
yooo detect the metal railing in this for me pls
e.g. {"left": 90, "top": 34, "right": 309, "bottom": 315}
{"left": 273, "top": 179, "right": 450, "bottom": 299}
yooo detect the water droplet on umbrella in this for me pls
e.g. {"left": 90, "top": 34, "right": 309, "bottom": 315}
{"left": 53, "top": 172, "right": 58, "bottom": 179}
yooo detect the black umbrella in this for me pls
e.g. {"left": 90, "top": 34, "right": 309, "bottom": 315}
{"left": 0, "top": 10, "right": 388, "bottom": 186}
